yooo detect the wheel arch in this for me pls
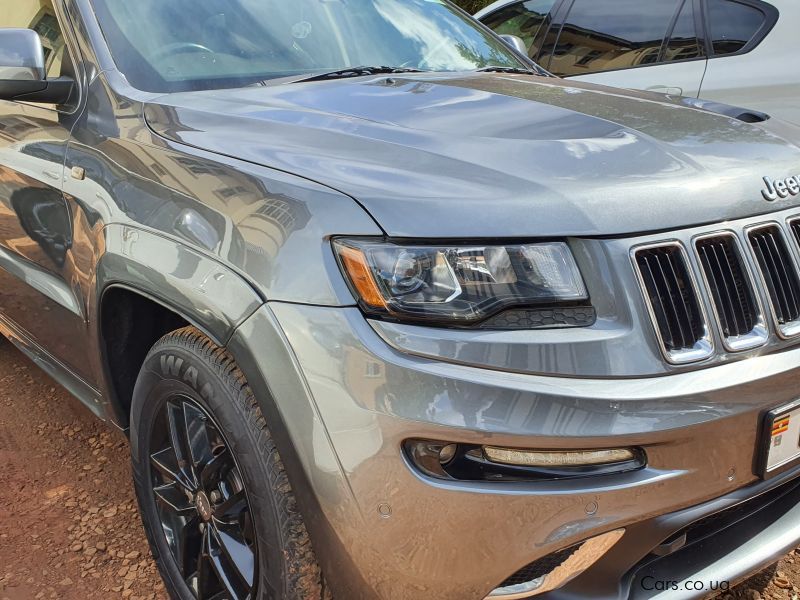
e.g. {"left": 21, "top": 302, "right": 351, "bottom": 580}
{"left": 95, "top": 223, "right": 264, "bottom": 428}
{"left": 92, "top": 225, "right": 368, "bottom": 596}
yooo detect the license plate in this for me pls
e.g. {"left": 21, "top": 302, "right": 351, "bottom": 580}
{"left": 760, "top": 399, "right": 800, "bottom": 478}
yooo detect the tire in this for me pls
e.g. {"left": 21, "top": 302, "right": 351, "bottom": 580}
{"left": 129, "top": 326, "right": 327, "bottom": 600}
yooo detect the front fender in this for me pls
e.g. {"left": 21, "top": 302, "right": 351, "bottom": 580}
{"left": 95, "top": 223, "right": 263, "bottom": 346}
{"left": 95, "top": 226, "right": 375, "bottom": 596}
{"left": 228, "top": 304, "right": 378, "bottom": 600}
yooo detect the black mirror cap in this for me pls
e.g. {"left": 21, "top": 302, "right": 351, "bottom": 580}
{"left": 0, "top": 77, "right": 74, "bottom": 105}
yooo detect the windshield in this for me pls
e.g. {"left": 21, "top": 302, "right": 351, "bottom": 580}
{"left": 90, "top": 0, "right": 525, "bottom": 93}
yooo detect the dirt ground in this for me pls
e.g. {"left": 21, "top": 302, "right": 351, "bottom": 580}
{"left": 0, "top": 340, "right": 167, "bottom": 600}
{"left": 0, "top": 339, "right": 799, "bottom": 600}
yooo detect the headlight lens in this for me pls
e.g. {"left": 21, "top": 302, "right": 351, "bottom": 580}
{"left": 333, "top": 239, "right": 588, "bottom": 325}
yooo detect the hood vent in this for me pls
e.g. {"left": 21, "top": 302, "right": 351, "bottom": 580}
{"left": 680, "top": 97, "right": 770, "bottom": 123}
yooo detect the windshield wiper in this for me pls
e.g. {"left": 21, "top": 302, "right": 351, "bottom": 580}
{"left": 476, "top": 65, "right": 538, "bottom": 75}
{"left": 294, "top": 66, "right": 426, "bottom": 83}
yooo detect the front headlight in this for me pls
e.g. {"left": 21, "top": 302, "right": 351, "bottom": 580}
{"left": 333, "top": 238, "right": 589, "bottom": 327}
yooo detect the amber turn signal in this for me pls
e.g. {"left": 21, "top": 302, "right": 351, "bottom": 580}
{"left": 336, "top": 244, "right": 387, "bottom": 308}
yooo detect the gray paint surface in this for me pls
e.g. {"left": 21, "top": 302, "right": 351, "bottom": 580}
{"left": 145, "top": 75, "right": 800, "bottom": 238}
{"left": 0, "top": 0, "right": 798, "bottom": 598}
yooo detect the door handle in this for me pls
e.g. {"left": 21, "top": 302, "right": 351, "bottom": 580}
{"left": 646, "top": 85, "right": 683, "bottom": 96}
{"left": 42, "top": 170, "right": 61, "bottom": 181}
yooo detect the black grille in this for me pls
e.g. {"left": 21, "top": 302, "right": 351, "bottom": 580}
{"left": 677, "top": 479, "right": 800, "bottom": 548}
{"left": 748, "top": 226, "right": 800, "bottom": 325}
{"left": 632, "top": 478, "right": 800, "bottom": 596}
{"left": 790, "top": 219, "right": 800, "bottom": 250}
{"left": 499, "top": 544, "right": 579, "bottom": 588}
{"left": 696, "top": 236, "right": 758, "bottom": 338}
{"left": 635, "top": 245, "right": 705, "bottom": 353}
{"left": 479, "top": 306, "right": 596, "bottom": 329}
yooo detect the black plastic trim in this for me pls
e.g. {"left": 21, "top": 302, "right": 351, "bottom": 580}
{"left": 0, "top": 77, "right": 75, "bottom": 105}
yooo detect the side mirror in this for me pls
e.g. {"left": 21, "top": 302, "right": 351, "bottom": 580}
{"left": 0, "top": 28, "right": 73, "bottom": 104}
{"left": 0, "top": 28, "right": 46, "bottom": 80}
{"left": 499, "top": 34, "right": 529, "bottom": 57}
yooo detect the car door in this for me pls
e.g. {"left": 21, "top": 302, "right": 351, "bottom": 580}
{"left": 0, "top": 1, "right": 94, "bottom": 383}
{"left": 559, "top": 0, "right": 707, "bottom": 97}
{"left": 696, "top": 0, "right": 792, "bottom": 121}
{"left": 481, "top": 0, "right": 708, "bottom": 97}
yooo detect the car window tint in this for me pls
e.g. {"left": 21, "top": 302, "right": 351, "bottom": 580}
{"left": 707, "top": 0, "right": 765, "bottom": 56}
{"left": 481, "top": 0, "right": 558, "bottom": 59}
{"left": 664, "top": 0, "right": 704, "bottom": 62}
{"left": 550, "top": 0, "right": 681, "bottom": 77}
{"left": 1, "top": 0, "right": 67, "bottom": 77}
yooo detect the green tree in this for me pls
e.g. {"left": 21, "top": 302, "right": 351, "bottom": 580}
{"left": 452, "top": 0, "right": 495, "bottom": 14}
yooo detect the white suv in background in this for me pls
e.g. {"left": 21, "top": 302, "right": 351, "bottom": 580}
{"left": 476, "top": 0, "right": 799, "bottom": 123}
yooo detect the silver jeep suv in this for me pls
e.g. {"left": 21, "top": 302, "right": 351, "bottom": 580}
{"left": 2, "top": 0, "right": 800, "bottom": 599}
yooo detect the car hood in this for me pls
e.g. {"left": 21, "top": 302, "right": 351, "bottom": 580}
{"left": 145, "top": 73, "right": 800, "bottom": 237}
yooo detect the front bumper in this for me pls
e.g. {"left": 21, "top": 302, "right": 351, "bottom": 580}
{"left": 229, "top": 302, "right": 800, "bottom": 600}
{"left": 577, "top": 469, "right": 800, "bottom": 599}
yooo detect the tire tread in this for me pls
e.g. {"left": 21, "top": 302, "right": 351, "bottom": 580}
{"left": 144, "top": 326, "right": 328, "bottom": 599}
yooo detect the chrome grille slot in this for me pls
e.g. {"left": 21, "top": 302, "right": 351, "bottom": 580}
{"left": 790, "top": 218, "right": 800, "bottom": 249}
{"left": 695, "top": 234, "right": 767, "bottom": 351}
{"left": 634, "top": 244, "right": 713, "bottom": 363}
{"left": 748, "top": 225, "right": 800, "bottom": 337}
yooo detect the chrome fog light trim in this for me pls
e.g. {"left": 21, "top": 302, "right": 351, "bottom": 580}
{"left": 486, "top": 579, "right": 546, "bottom": 600}
{"left": 483, "top": 447, "right": 636, "bottom": 467}
{"left": 485, "top": 529, "right": 625, "bottom": 599}
{"left": 404, "top": 440, "right": 645, "bottom": 481}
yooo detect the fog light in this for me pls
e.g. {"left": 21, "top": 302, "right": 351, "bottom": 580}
{"left": 439, "top": 443, "right": 457, "bottom": 464}
{"left": 404, "top": 440, "right": 645, "bottom": 481}
{"left": 483, "top": 447, "right": 636, "bottom": 468}
{"left": 486, "top": 529, "right": 625, "bottom": 598}
{"left": 404, "top": 440, "right": 459, "bottom": 478}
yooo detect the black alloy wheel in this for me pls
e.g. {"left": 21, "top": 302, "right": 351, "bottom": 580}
{"left": 130, "top": 327, "right": 328, "bottom": 600}
{"left": 150, "top": 395, "right": 256, "bottom": 599}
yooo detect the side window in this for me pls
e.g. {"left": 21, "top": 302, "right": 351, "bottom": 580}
{"left": 481, "top": 0, "right": 559, "bottom": 59}
{"left": 706, "top": 0, "right": 767, "bottom": 56}
{"left": 549, "top": 0, "right": 682, "bottom": 77}
{"left": 664, "top": 0, "right": 704, "bottom": 62}
{"left": 1, "top": 0, "right": 69, "bottom": 78}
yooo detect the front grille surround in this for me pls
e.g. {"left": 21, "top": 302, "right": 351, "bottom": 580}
{"left": 693, "top": 231, "right": 768, "bottom": 352}
{"left": 631, "top": 214, "right": 800, "bottom": 365}
{"left": 631, "top": 241, "right": 714, "bottom": 364}
{"left": 746, "top": 223, "right": 800, "bottom": 339}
